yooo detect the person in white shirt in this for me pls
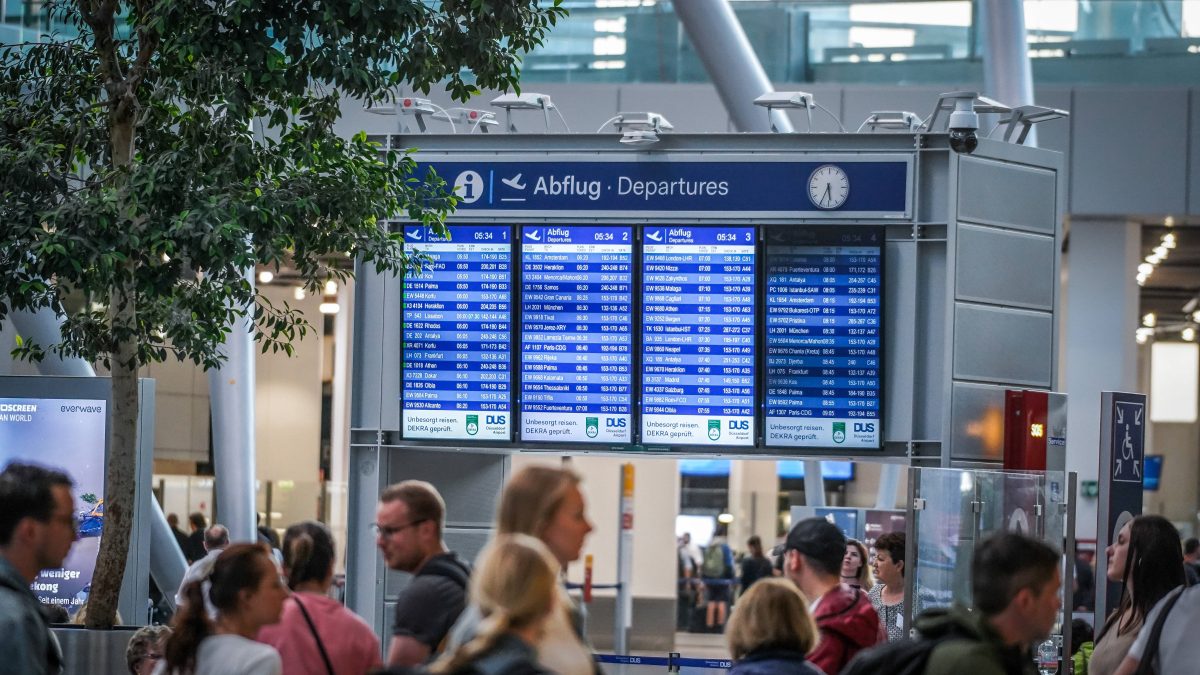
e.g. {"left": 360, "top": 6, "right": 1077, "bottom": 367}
{"left": 1112, "top": 584, "right": 1199, "bottom": 675}
{"left": 175, "top": 525, "right": 229, "bottom": 608}
{"left": 155, "top": 543, "right": 287, "bottom": 675}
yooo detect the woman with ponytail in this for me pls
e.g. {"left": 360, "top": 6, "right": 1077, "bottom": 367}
{"left": 446, "top": 466, "right": 597, "bottom": 675}
{"left": 155, "top": 543, "right": 287, "bottom": 675}
{"left": 426, "top": 534, "right": 559, "bottom": 675}
{"left": 258, "top": 521, "right": 382, "bottom": 675}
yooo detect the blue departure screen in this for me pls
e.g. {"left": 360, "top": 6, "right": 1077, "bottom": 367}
{"left": 402, "top": 224, "right": 512, "bottom": 441}
{"left": 642, "top": 227, "right": 756, "bottom": 446}
{"left": 520, "top": 226, "right": 633, "bottom": 443}
{"left": 764, "top": 228, "right": 883, "bottom": 448}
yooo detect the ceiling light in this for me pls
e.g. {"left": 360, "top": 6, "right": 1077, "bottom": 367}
{"left": 1146, "top": 254, "right": 1163, "bottom": 265}
{"left": 717, "top": 513, "right": 734, "bottom": 524}
{"left": 319, "top": 302, "right": 340, "bottom": 315}
{"left": 1154, "top": 245, "right": 1168, "bottom": 258}
{"left": 1163, "top": 233, "right": 1177, "bottom": 247}
{"left": 1184, "top": 326, "right": 1197, "bottom": 342}
{"left": 1137, "top": 275, "right": 1147, "bottom": 286}
{"left": 1136, "top": 332, "right": 1149, "bottom": 345}
{"left": 1192, "top": 310, "right": 1200, "bottom": 323}
{"left": 324, "top": 280, "right": 338, "bottom": 295}
{"left": 1138, "top": 263, "right": 1154, "bottom": 276}
{"left": 294, "top": 286, "right": 306, "bottom": 301}
{"left": 1165, "top": 216, "right": 1176, "bottom": 227}
{"left": 258, "top": 270, "right": 274, "bottom": 284}
{"left": 1143, "top": 313, "right": 1157, "bottom": 328}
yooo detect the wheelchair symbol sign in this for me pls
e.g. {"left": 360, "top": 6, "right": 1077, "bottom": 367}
{"left": 1112, "top": 401, "right": 1144, "bottom": 483}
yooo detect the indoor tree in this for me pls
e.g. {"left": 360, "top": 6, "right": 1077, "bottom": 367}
{"left": 0, "top": 0, "right": 565, "bottom": 628}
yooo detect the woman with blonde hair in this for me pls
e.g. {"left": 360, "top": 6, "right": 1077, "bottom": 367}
{"left": 725, "top": 578, "right": 824, "bottom": 675}
{"left": 446, "top": 465, "right": 597, "bottom": 675}
{"left": 428, "top": 535, "right": 558, "bottom": 675}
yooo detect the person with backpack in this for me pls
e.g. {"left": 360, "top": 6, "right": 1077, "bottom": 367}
{"left": 701, "top": 527, "right": 735, "bottom": 631}
{"left": 844, "top": 531, "right": 1061, "bottom": 675}
{"left": 782, "top": 518, "right": 883, "bottom": 674}
{"left": 376, "top": 481, "right": 473, "bottom": 668}
{"left": 258, "top": 521, "right": 381, "bottom": 675}
{"left": 1111, "top": 580, "right": 1198, "bottom": 675}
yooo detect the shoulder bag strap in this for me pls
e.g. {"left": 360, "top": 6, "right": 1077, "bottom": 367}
{"left": 293, "top": 595, "right": 337, "bottom": 675}
{"left": 1133, "top": 586, "right": 1186, "bottom": 675}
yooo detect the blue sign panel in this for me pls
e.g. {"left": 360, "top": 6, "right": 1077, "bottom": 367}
{"left": 520, "top": 226, "right": 633, "bottom": 443}
{"left": 423, "top": 161, "right": 908, "bottom": 214}
{"left": 642, "top": 227, "right": 756, "bottom": 446}
{"left": 402, "top": 224, "right": 512, "bottom": 441}
{"left": 764, "top": 228, "right": 883, "bottom": 449}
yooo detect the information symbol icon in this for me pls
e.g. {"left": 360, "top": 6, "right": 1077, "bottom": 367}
{"left": 453, "top": 171, "right": 484, "bottom": 204}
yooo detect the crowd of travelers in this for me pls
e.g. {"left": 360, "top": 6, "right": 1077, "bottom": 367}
{"left": 4, "top": 458, "right": 1200, "bottom": 674}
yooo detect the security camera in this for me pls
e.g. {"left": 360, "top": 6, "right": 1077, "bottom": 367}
{"left": 948, "top": 96, "right": 979, "bottom": 154}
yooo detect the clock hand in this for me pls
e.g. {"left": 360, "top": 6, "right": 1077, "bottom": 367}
{"left": 822, "top": 184, "right": 832, "bottom": 207}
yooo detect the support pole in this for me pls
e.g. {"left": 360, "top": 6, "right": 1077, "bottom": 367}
{"left": 614, "top": 464, "right": 634, "bottom": 654}
{"left": 207, "top": 268, "right": 258, "bottom": 543}
{"left": 875, "top": 463, "right": 903, "bottom": 509}
{"left": 981, "top": 0, "right": 1037, "bottom": 146}
{"left": 10, "top": 308, "right": 95, "bottom": 377}
{"left": 803, "top": 460, "right": 826, "bottom": 507}
{"left": 675, "top": 0, "right": 792, "bottom": 133}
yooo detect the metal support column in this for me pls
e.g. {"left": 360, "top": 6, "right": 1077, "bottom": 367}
{"left": 803, "top": 460, "right": 826, "bottom": 507}
{"left": 10, "top": 307, "right": 95, "bottom": 377}
{"left": 981, "top": 0, "right": 1037, "bottom": 146}
{"left": 675, "top": 0, "right": 792, "bottom": 133}
{"left": 207, "top": 268, "right": 258, "bottom": 543}
{"left": 875, "top": 463, "right": 903, "bottom": 509}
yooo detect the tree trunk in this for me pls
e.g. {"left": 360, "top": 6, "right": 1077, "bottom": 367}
{"left": 85, "top": 106, "right": 138, "bottom": 628}
{"left": 84, "top": 314, "right": 138, "bottom": 628}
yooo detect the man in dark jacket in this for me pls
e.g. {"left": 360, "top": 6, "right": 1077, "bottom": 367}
{"left": 0, "top": 463, "right": 77, "bottom": 675}
{"left": 920, "top": 532, "right": 1061, "bottom": 675}
{"left": 783, "top": 518, "right": 883, "bottom": 674}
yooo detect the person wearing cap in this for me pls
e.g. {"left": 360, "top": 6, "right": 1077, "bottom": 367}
{"left": 782, "top": 518, "right": 883, "bottom": 675}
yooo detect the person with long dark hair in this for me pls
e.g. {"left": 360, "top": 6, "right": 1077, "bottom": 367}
{"left": 739, "top": 535, "right": 774, "bottom": 594}
{"left": 156, "top": 543, "right": 287, "bottom": 675}
{"left": 841, "top": 538, "right": 874, "bottom": 591}
{"left": 1087, "top": 515, "right": 1186, "bottom": 675}
{"left": 258, "top": 521, "right": 381, "bottom": 675}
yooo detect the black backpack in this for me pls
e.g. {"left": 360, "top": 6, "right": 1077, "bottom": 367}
{"left": 839, "top": 615, "right": 974, "bottom": 675}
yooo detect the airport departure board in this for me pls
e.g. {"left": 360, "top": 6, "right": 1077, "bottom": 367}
{"left": 764, "top": 228, "right": 883, "bottom": 448}
{"left": 401, "top": 224, "right": 512, "bottom": 441}
{"left": 520, "top": 226, "right": 633, "bottom": 443}
{"left": 642, "top": 227, "right": 756, "bottom": 446}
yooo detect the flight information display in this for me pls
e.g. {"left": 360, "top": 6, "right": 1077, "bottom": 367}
{"left": 642, "top": 227, "right": 756, "bottom": 446}
{"left": 401, "top": 224, "right": 512, "bottom": 441}
{"left": 764, "top": 227, "right": 883, "bottom": 449}
{"left": 520, "top": 226, "right": 633, "bottom": 443}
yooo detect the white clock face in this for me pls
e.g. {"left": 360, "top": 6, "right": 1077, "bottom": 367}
{"left": 808, "top": 165, "right": 850, "bottom": 210}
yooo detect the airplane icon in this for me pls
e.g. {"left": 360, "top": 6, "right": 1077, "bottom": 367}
{"left": 502, "top": 173, "right": 527, "bottom": 190}
{"left": 525, "top": 230, "right": 542, "bottom": 241}
{"left": 406, "top": 229, "right": 423, "bottom": 241}
{"left": 645, "top": 230, "right": 663, "bottom": 242}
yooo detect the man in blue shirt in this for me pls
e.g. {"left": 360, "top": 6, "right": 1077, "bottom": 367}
{"left": 0, "top": 462, "right": 78, "bottom": 675}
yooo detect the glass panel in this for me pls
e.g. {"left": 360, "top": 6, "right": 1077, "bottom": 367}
{"left": 912, "top": 467, "right": 978, "bottom": 611}
{"left": 975, "top": 469, "right": 1042, "bottom": 540}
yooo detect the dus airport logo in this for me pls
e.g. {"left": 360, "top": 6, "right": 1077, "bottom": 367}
{"left": 465, "top": 414, "right": 479, "bottom": 436}
{"left": 586, "top": 417, "right": 599, "bottom": 438}
{"left": 707, "top": 420, "right": 721, "bottom": 441}
{"left": 833, "top": 422, "right": 846, "bottom": 444}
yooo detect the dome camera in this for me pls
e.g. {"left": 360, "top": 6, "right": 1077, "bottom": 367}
{"left": 947, "top": 98, "right": 980, "bottom": 154}
{"left": 949, "top": 128, "right": 978, "bottom": 154}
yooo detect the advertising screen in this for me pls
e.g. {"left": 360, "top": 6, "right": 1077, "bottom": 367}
{"left": 402, "top": 224, "right": 512, "bottom": 441}
{"left": 520, "top": 226, "right": 633, "bottom": 443}
{"left": 0, "top": 398, "right": 107, "bottom": 610}
{"left": 764, "top": 227, "right": 883, "bottom": 449}
{"left": 642, "top": 226, "right": 756, "bottom": 446}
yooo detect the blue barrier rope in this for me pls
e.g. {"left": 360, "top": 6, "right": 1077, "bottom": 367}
{"left": 565, "top": 582, "right": 623, "bottom": 590}
{"left": 594, "top": 653, "right": 733, "bottom": 670}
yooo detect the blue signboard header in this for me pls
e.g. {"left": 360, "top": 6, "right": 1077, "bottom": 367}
{"left": 419, "top": 160, "right": 908, "bottom": 214}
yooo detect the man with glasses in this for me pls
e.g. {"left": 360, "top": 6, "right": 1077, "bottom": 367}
{"left": 0, "top": 462, "right": 77, "bottom": 675}
{"left": 376, "top": 480, "right": 471, "bottom": 667}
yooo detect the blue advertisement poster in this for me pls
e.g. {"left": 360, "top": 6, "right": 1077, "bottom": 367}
{"left": 0, "top": 398, "right": 106, "bottom": 610}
